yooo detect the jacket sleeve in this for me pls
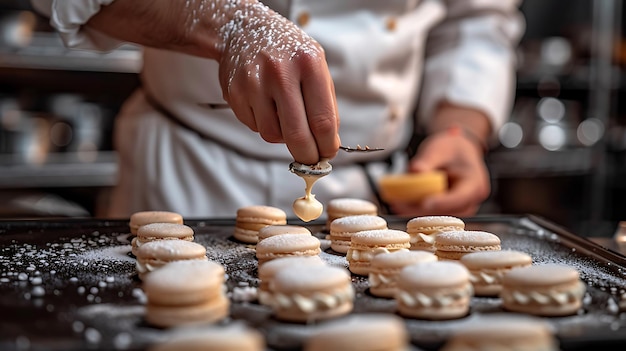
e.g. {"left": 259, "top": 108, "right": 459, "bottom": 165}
{"left": 30, "top": 0, "right": 123, "bottom": 51}
{"left": 417, "top": 0, "right": 525, "bottom": 134}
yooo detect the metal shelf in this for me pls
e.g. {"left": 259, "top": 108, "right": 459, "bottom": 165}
{"left": 0, "top": 151, "right": 118, "bottom": 188}
{"left": 0, "top": 32, "right": 142, "bottom": 73}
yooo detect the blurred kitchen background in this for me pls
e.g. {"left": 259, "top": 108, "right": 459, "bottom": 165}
{"left": 0, "top": 0, "right": 625, "bottom": 237}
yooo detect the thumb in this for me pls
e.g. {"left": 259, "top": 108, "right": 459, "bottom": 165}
{"left": 409, "top": 137, "right": 450, "bottom": 173}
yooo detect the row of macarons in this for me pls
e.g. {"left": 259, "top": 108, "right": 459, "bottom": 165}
{"left": 127, "top": 207, "right": 586, "bottom": 322}
{"left": 149, "top": 307, "right": 559, "bottom": 351}
{"left": 139, "top": 252, "right": 562, "bottom": 351}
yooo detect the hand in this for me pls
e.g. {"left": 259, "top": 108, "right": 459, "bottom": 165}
{"left": 388, "top": 128, "right": 490, "bottom": 217}
{"left": 217, "top": 2, "right": 340, "bottom": 165}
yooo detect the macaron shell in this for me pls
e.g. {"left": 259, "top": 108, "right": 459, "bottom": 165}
{"left": 274, "top": 299, "right": 353, "bottom": 323}
{"left": 370, "top": 249, "right": 437, "bottom": 269}
{"left": 406, "top": 216, "right": 465, "bottom": 233}
{"left": 258, "top": 256, "right": 326, "bottom": 282}
{"left": 273, "top": 265, "right": 351, "bottom": 293}
{"left": 326, "top": 198, "right": 378, "bottom": 217}
{"left": 149, "top": 327, "right": 265, "bottom": 351}
{"left": 502, "top": 264, "right": 580, "bottom": 287}
{"left": 396, "top": 297, "right": 470, "bottom": 320}
{"left": 304, "top": 314, "right": 408, "bottom": 351}
{"left": 460, "top": 250, "right": 532, "bottom": 269}
{"left": 398, "top": 261, "right": 470, "bottom": 289}
{"left": 137, "top": 223, "right": 195, "bottom": 239}
{"left": 143, "top": 260, "right": 225, "bottom": 305}
{"left": 440, "top": 314, "right": 558, "bottom": 351}
{"left": 129, "top": 211, "right": 183, "bottom": 234}
{"left": 329, "top": 215, "right": 388, "bottom": 237}
{"left": 135, "top": 239, "right": 207, "bottom": 261}
{"left": 351, "top": 229, "right": 412, "bottom": 246}
{"left": 270, "top": 266, "right": 354, "bottom": 322}
{"left": 256, "top": 234, "right": 321, "bottom": 255}
{"left": 236, "top": 205, "right": 287, "bottom": 224}
{"left": 258, "top": 225, "right": 311, "bottom": 241}
{"left": 435, "top": 230, "right": 501, "bottom": 249}
{"left": 145, "top": 296, "right": 230, "bottom": 328}
{"left": 501, "top": 264, "right": 586, "bottom": 317}
{"left": 329, "top": 239, "right": 351, "bottom": 254}
{"left": 233, "top": 227, "right": 261, "bottom": 244}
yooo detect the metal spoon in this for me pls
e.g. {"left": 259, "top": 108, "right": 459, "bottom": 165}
{"left": 339, "top": 145, "right": 384, "bottom": 153}
{"left": 289, "top": 158, "right": 333, "bottom": 176}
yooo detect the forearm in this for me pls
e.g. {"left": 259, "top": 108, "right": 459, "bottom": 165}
{"left": 86, "top": 0, "right": 258, "bottom": 61}
{"left": 426, "top": 102, "right": 491, "bottom": 153}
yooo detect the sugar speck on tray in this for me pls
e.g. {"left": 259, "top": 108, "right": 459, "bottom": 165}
{"left": 113, "top": 332, "right": 132, "bottom": 350}
{"left": 31, "top": 286, "right": 45, "bottom": 297}
{"left": 72, "top": 321, "right": 85, "bottom": 333}
{"left": 15, "top": 336, "right": 30, "bottom": 350}
{"left": 84, "top": 327, "right": 101, "bottom": 344}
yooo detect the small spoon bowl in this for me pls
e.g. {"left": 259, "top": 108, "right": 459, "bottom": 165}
{"left": 289, "top": 159, "right": 333, "bottom": 176}
{"left": 339, "top": 145, "right": 384, "bottom": 153}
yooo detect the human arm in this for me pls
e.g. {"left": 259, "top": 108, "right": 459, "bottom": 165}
{"left": 389, "top": 0, "right": 524, "bottom": 217}
{"left": 391, "top": 102, "right": 491, "bottom": 217}
{"left": 35, "top": 0, "right": 340, "bottom": 165}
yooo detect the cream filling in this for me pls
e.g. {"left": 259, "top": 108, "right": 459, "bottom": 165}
{"left": 501, "top": 282, "right": 586, "bottom": 305}
{"left": 136, "top": 256, "right": 208, "bottom": 274}
{"left": 134, "top": 236, "right": 194, "bottom": 247}
{"left": 368, "top": 272, "right": 395, "bottom": 288}
{"left": 265, "top": 285, "right": 354, "bottom": 313}
{"left": 397, "top": 284, "right": 473, "bottom": 308}
{"left": 468, "top": 268, "right": 507, "bottom": 285}
{"left": 258, "top": 249, "right": 320, "bottom": 260}
{"left": 347, "top": 247, "right": 399, "bottom": 261}
{"left": 411, "top": 233, "right": 437, "bottom": 245}
{"left": 292, "top": 161, "right": 330, "bottom": 222}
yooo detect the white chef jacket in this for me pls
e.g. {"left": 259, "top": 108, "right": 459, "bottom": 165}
{"left": 34, "top": 0, "right": 524, "bottom": 218}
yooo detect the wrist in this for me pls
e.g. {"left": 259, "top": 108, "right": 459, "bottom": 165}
{"left": 444, "top": 125, "right": 489, "bottom": 154}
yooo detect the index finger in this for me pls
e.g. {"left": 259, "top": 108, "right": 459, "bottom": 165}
{"left": 301, "top": 56, "right": 340, "bottom": 160}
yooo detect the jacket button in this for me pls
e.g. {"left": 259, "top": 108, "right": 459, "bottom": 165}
{"left": 389, "top": 106, "right": 399, "bottom": 121}
{"left": 297, "top": 12, "right": 311, "bottom": 27}
{"left": 386, "top": 17, "right": 397, "bottom": 31}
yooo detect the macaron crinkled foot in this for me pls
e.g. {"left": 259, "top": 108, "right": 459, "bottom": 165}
{"left": 406, "top": 215, "right": 465, "bottom": 252}
{"left": 396, "top": 261, "right": 473, "bottom": 320}
{"left": 257, "top": 224, "right": 312, "bottom": 242}
{"left": 135, "top": 239, "right": 208, "bottom": 280}
{"left": 234, "top": 205, "right": 287, "bottom": 244}
{"left": 257, "top": 256, "right": 326, "bottom": 306}
{"left": 129, "top": 210, "right": 183, "bottom": 235}
{"left": 434, "top": 230, "right": 501, "bottom": 260}
{"left": 500, "top": 264, "right": 586, "bottom": 317}
{"left": 255, "top": 233, "right": 321, "bottom": 266}
{"left": 368, "top": 249, "right": 437, "bottom": 298}
{"left": 304, "top": 313, "right": 409, "bottom": 351}
{"left": 459, "top": 250, "right": 532, "bottom": 296}
{"left": 440, "top": 314, "right": 559, "bottom": 351}
{"left": 149, "top": 325, "right": 266, "bottom": 351}
{"left": 142, "top": 260, "right": 229, "bottom": 328}
{"left": 325, "top": 197, "right": 378, "bottom": 229}
{"left": 347, "top": 229, "right": 411, "bottom": 276}
{"left": 268, "top": 265, "right": 354, "bottom": 323}
{"left": 328, "top": 215, "right": 388, "bottom": 254}
{"left": 132, "top": 222, "right": 195, "bottom": 257}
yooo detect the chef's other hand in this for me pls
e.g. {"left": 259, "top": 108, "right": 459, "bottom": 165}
{"left": 389, "top": 104, "right": 491, "bottom": 217}
{"left": 218, "top": 1, "right": 340, "bottom": 165}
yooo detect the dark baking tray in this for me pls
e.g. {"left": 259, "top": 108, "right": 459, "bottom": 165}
{"left": 0, "top": 215, "right": 625, "bottom": 351}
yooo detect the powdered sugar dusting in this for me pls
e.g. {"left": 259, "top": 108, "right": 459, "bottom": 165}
{"left": 330, "top": 215, "right": 387, "bottom": 230}
{"left": 1, "top": 217, "right": 626, "bottom": 350}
